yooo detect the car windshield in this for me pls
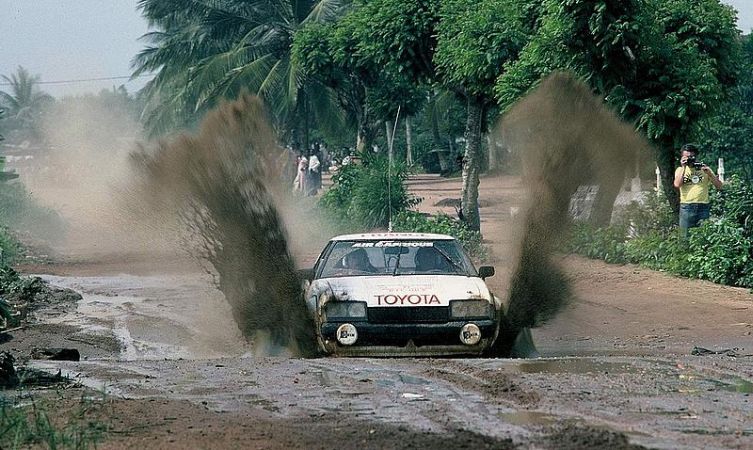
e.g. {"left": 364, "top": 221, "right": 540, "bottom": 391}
{"left": 318, "top": 239, "right": 476, "bottom": 278}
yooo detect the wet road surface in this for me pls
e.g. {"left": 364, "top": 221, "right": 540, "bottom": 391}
{"left": 29, "top": 272, "right": 753, "bottom": 449}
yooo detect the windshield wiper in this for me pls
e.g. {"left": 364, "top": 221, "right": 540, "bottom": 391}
{"left": 391, "top": 252, "right": 401, "bottom": 276}
{"left": 433, "top": 247, "right": 465, "bottom": 275}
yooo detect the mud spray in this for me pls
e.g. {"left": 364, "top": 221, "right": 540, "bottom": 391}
{"left": 129, "top": 95, "right": 317, "bottom": 357}
{"left": 491, "top": 72, "right": 650, "bottom": 354}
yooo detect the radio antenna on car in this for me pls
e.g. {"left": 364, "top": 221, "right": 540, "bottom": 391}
{"left": 388, "top": 105, "right": 401, "bottom": 232}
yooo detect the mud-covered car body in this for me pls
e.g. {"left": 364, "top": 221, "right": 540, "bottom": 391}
{"left": 303, "top": 233, "right": 505, "bottom": 356}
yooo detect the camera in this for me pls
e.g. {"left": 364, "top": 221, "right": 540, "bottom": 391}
{"left": 686, "top": 156, "right": 704, "bottom": 169}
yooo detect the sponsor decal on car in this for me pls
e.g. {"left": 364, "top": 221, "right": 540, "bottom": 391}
{"left": 352, "top": 241, "right": 434, "bottom": 248}
{"left": 374, "top": 293, "right": 441, "bottom": 306}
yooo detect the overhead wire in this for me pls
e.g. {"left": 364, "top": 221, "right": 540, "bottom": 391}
{"left": 0, "top": 74, "right": 152, "bottom": 86}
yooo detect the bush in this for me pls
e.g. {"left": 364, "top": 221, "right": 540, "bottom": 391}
{"left": 319, "top": 155, "right": 419, "bottom": 230}
{"left": 0, "top": 226, "right": 20, "bottom": 265}
{"left": 392, "top": 210, "right": 486, "bottom": 259}
{"left": 567, "top": 178, "right": 753, "bottom": 288}
{"left": 681, "top": 218, "right": 751, "bottom": 285}
{"left": 566, "top": 222, "right": 628, "bottom": 263}
{"left": 613, "top": 191, "right": 676, "bottom": 235}
{"left": 710, "top": 175, "right": 753, "bottom": 236}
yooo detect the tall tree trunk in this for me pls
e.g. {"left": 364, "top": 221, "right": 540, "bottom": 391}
{"left": 487, "top": 134, "right": 496, "bottom": 172}
{"left": 589, "top": 176, "right": 624, "bottom": 226}
{"left": 303, "top": 92, "right": 310, "bottom": 155}
{"left": 292, "top": 90, "right": 310, "bottom": 155}
{"left": 405, "top": 116, "right": 413, "bottom": 165}
{"left": 429, "top": 94, "right": 443, "bottom": 148}
{"left": 657, "top": 146, "right": 680, "bottom": 215}
{"left": 356, "top": 104, "right": 374, "bottom": 154}
{"left": 461, "top": 97, "right": 484, "bottom": 232}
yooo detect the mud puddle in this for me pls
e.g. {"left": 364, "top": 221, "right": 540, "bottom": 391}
{"left": 37, "top": 274, "right": 246, "bottom": 360}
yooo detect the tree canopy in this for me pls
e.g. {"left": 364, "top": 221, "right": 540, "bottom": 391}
{"left": 132, "top": 0, "right": 348, "bottom": 144}
{"left": 132, "top": 0, "right": 746, "bottom": 227}
{"left": 496, "top": 0, "right": 741, "bottom": 213}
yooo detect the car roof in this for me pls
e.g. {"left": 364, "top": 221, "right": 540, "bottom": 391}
{"left": 330, "top": 232, "right": 455, "bottom": 241}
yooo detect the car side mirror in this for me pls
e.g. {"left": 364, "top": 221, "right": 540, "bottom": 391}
{"left": 478, "top": 266, "right": 495, "bottom": 280}
{"left": 297, "top": 268, "right": 315, "bottom": 281}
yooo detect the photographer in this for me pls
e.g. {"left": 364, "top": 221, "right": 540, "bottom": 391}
{"left": 673, "top": 143, "right": 723, "bottom": 236}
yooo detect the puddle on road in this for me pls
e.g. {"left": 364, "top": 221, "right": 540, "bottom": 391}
{"left": 680, "top": 375, "right": 753, "bottom": 394}
{"left": 512, "top": 358, "right": 643, "bottom": 375}
{"left": 498, "top": 411, "right": 568, "bottom": 427}
{"left": 509, "top": 358, "right": 753, "bottom": 396}
{"left": 39, "top": 274, "right": 247, "bottom": 361}
{"left": 720, "top": 378, "right": 753, "bottom": 393}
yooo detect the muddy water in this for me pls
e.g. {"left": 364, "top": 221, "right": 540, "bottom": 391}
{"left": 38, "top": 274, "right": 247, "bottom": 360}
{"left": 494, "top": 73, "right": 651, "bottom": 345}
{"left": 129, "top": 95, "right": 316, "bottom": 356}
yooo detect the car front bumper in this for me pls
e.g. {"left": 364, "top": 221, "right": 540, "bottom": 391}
{"left": 319, "top": 319, "right": 498, "bottom": 356}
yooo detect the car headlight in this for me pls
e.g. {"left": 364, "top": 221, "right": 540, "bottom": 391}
{"left": 450, "top": 300, "right": 492, "bottom": 319}
{"left": 323, "top": 301, "right": 367, "bottom": 320}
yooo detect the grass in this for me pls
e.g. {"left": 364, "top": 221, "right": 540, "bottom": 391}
{"left": 0, "top": 391, "right": 110, "bottom": 450}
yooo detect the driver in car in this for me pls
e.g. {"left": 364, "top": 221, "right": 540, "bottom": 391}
{"left": 343, "top": 249, "right": 377, "bottom": 272}
{"left": 414, "top": 247, "right": 449, "bottom": 272}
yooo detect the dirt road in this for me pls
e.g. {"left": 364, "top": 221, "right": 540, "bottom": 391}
{"left": 7, "top": 174, "right": 753, "bottom": 449}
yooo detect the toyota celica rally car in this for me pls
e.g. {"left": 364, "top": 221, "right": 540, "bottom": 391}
{"left": 301, "top": 232, "right": 532, "bottom": 357}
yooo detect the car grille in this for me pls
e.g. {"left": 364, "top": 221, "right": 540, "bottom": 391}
{"left": 367, "top": 306, "right": 450, "bottom": 324}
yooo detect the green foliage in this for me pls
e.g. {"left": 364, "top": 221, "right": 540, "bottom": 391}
{"left": 434, "top": 0, "right": 530, "bottom": 99}
{"left": 681, "top": 218, "right": 750, "bottom": 285}
{"left": 710, "top": 175, "right": 753, "bottom": 235}
{"left": 392, "top": 210, "right": 486, "bottom": 259}
{"left": 0, "top": 394, "right": 108, "bottom": 449}
{"left": 0, "top": 226, "right": 20, "bottom": 266}
{"left": 697, "top": 34, "right": 753, "bottom": 182}
{"left": 319, "top": 156, "right": 419, "bottom": 229}
{"left": 339, "top": 0, "right": 440, "bottom": 84}
{"left": 293, "top": 2, "right": 428, "bottom": 151}
{"left": 0, "top": 265, "right": 44, "bottom": 300}
{"left": 567, "top": 178, "right": 753, "bottom": 288}
{"left": 566, "top": 222, "right": 628, "bottom": 263}
{"left": 496, "top": 0, "right": 740, "bottom": 212}
{"left": 623, "top": 229, "right": 684, "bottom": 272}
{"left": 134, "top": 0, "right": 348, "bottom": 138}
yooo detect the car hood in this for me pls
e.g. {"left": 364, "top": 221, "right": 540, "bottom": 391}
{"left": 311, "top": 275, "right": 491, "bottom": 307}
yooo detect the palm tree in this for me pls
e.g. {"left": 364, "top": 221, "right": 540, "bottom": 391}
{"left": 0, "top": 66, "right": 53, "bottom": 129}
{"left": 133, "top": 0, "right": 348, "bottom": 145}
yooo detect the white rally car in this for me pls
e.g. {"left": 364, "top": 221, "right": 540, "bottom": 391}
{"left": 301, "top": 232, "right": 513, "bottom": 356}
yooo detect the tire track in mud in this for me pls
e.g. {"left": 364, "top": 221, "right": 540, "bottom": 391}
{"left": 422, "top": 360, "right": 540, "bottom": 406}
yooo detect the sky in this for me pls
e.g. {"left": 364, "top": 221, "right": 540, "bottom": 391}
{"left": 0, "top": 1, "right": 150, "bottom": 97}
{"left": 0, "top": 0, "right": 752, "bottom": 98}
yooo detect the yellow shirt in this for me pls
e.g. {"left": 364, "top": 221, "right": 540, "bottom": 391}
{"left": 675, "top": 166, "right": 710, "bottom": 204}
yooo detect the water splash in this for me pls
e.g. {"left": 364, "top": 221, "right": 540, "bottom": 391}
{"left": 494, "top": 72, "right": 649, "bottom": 347}
{"left": 129, "top": 94, "right": 317, "bottom": 357}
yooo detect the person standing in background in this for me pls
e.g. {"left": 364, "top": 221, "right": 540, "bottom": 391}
{"left": 673, "top": 143, "right": 723, "bottom": 236}
{"left": 307, "top": 153, "right": 321, "bottom": 196}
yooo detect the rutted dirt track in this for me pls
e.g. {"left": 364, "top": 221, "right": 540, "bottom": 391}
{"left": 8, "top": 174, "right": 753, "bottom": 449}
